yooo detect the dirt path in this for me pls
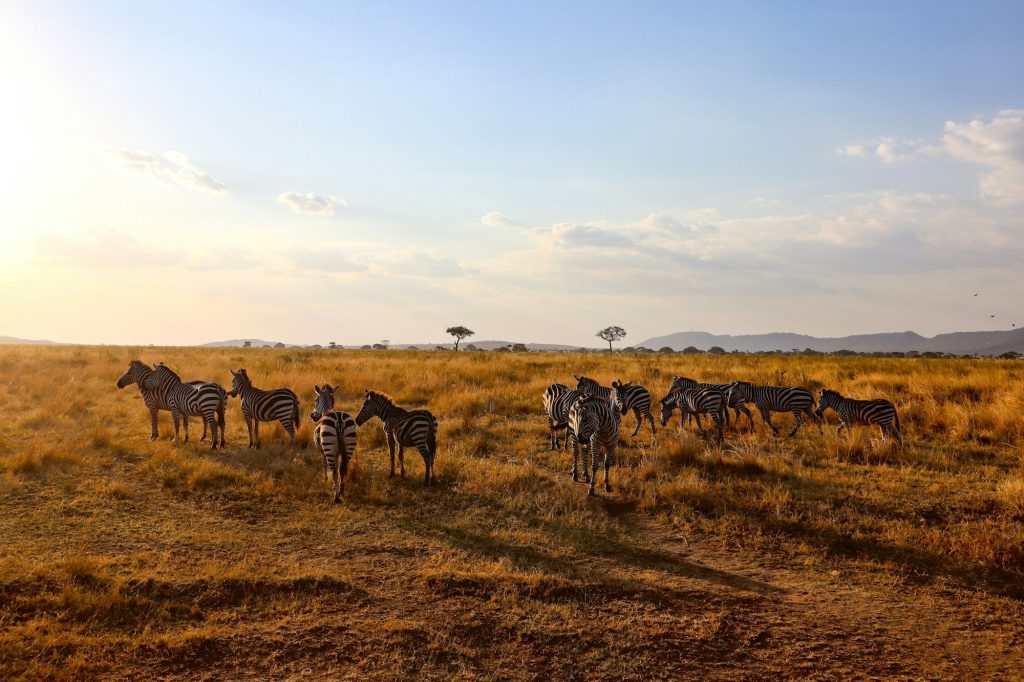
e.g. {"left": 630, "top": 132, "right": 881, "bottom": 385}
{"left": 617, "top": 512, "right": 1024, "bottom": 680}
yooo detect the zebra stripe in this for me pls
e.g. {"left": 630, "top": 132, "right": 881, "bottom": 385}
{"left": 542, "top": 383, "right": 585, "bottom": 451}
{"left": 116, "top": 360, "right": 223, "bottom": 441}
{"left": 229, "top": 368, "right": 301, "bottom": 448}
{"left": 141, "top": 364, "right": 226, "bottom": 449}
{"left": 660, "top": 387, "right": 726, "bottom": 442}
{"left": 311, "top": 385, "right": 358, "bottom": 502}
{"left": 574, "top": 375, "right": 656, "bottom": 438}
{"left": 568, "top": 394, "right": 620, "bottom": 496}
{"left": 355, "top": 390, "right": 438, "bottom": 486}
{"left": 816, "top": 389, "right": 902, "bottom": 444}
{"left": 726, "top": 380, "right": 821, "bottom": 437}
{"left": 670, "top": 376, "right": 753, "bottom": 428}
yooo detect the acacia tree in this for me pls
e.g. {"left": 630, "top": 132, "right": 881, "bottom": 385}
{"left": 596, "top": 326, "right": 627, "bottom": 353}
{"left": 446, "top": 326, "right": 475, "bottom": 351}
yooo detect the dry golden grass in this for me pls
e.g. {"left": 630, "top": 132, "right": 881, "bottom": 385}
{"left": 1, "top": 344, "right": 1022, "bottom": 680}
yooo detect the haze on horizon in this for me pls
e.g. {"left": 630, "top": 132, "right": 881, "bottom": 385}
{"left": 1, "top": 1, "right": 1022, "bottom": 347}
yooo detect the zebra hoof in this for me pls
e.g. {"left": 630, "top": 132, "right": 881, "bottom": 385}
{"left": 605, "top": 484, "right": 612, "bottom": 493}
{"left": 588, "top": 488, "right": 596, "bottom": 497}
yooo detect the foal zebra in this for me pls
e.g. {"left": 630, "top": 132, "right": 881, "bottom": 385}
{"left": 670, "top": 376, "right": 753, "bottom": 429}
{"left": 354, "top": 390, "right": 438, "bottom": 486}
{"left": 568, "top": 394, "right": 621, "bottom": 496}
{"left": 816, "top": 389, "right": 903, "bottom": 445}
{"left": 660, "top": 388, "right": 726, "bottom": 443}
{"left": 311, "top": 385, "right": 358, "bottom": 502}
{"left": 573, "top": 375, "right": 655, "bottom": 437}
{"left": 542, "top": 383, "right": 586, "bottom": 450}
{"left": 116, "top": 360, "right": 221, "bottom": 441}
{"left": 228, "top": 368, "right": 301, "bottom": 448}
{"left": 726, "top": 381, "right": 821, "bottom": 437}
{"left": 140, "top": 364, "right": 226, "bottom": 448}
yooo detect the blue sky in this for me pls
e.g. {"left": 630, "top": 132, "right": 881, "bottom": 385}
{"left": 1, "top": 1, "right": 1022, "bottom": 345}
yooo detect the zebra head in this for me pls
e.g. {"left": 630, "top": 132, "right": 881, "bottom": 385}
{"left": 726, "top": 380, "right": 751, "bottom": 405}
{"left": 116, "top": 360, "right": 151, "bottom": 389}
{"left": 228, "top": 368, "right": 251, "bottom": 397}
{"left": 670, "top": 376, "right": 696, "bottom": 392}
{"left": 659, "top": 391, "right": 679, "bottom": 426}
{"left": 355, "top": 390, "right": 386, "bottom": 426}
{"left": 574, "top": 375, "right": 599, "bottom": 393}
{"left": 609, "top": 380, "right": 627, "bottom": 415}
{"left": 815, "top": 389, "right": 841, "bottom": 418}
{"left": 311, "top": 384, "right": 339, "bottom": 422}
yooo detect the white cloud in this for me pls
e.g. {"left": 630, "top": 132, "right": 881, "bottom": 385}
{"left": 839, "top": 110, "right": 1024, "bottom": 202}
{"left": 481, "top": 211, "right": 519, "bottom": 227}
{"left": 105, "top": 148, "right": 228, "bottom": 195}
{"left": 278, "top": 192, "right": 348, "bottom": 216}
{"left": 286, "top": 247, "right": 366, "bottom": 274}
{"left": 369, "top": 249, "right": 467, "bottom": 278}
{"left": 35, "top": 231, "right": 187, "bottom": 268}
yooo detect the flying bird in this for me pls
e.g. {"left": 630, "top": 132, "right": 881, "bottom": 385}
{"left": 974, "top": 293, "right": 979, "bottom": 296}
{"left": 990, "top": 314, "right": 996, "bottom": 318}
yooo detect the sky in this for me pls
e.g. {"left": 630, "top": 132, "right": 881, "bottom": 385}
{"left": 1, "top": 1, "right": 1022, "bottom": 346}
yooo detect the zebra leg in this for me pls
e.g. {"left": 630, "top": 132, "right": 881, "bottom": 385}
{"left": 205, "top": 411, "right": 218, "bottom": 450}
{"left": 322, "top": 451, "right": 329, "bottom": 484}
{"left": 218, "top": 404, "right": 226, "bottom": 446}
{"left": 808, "top": 406, "right": 823, "bottom": 433}
{"left": 604, "top": 443, "right": 614, "bottom": 493}
{"left": 253, "top": 420, "right": 261, "bottom": 449}
{"left": 244, "top": 414, "right": 254, "bottom": 448}
{"left": 648, "top": 410, "right": 657, "bottom": 437}
{"left": 201, "top": 416, "right": 208, "bottom": 441}
{"left": 631, "top": 408, "right": 642, "bottom": 437}
{"left": 588, "top": 438, "right": 599, "bottom": 496}
{"left": 333, "top": 455, "right": 343, "bottom": 503}
{"left": 759, "top": 407, "right": 778, "bottom": 435}
{"left": 387, "top": 433, "right": 396, "bottom": 478}
{"left": 149, "top": 407, "right": 160, "bottom": 441}
{"left": 285, "top": 419, "right": 296, "bottom": 448}
{"left": 693, "top": 411, "right": 708, "bottom": 437}
{"left": 715, "top": 413, "right": 724, "bottom": 443}
{"left": 182, "top": 414, "right": 190, "bottom": 443}
{"left": 572, "top": 435, "right": 580, "bottom": 482}
{"left": 417, "top": 445, "right": 431, "bottom": 486}
{"left": 397, "top": 446, "right": 406, "bottom": 478}
{"left": 171, "top": 410, "right": 181, "bottom": 442}
{"left": 788, "top": 411, "right": 803, "bottom": 437}
{"left": 740, "top": 405, "right": 755, "bottom": 431}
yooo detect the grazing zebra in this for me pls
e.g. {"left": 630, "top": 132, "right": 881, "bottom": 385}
{"left": 311, "top": 385, "right": 358, "bottom": 502}
{"left": 140, "top": 364, "right": 226, "bottom": 448}
{"left": 354, "top": 390, "right": 438, "bottom": 486}
{"left": 568, "top": 394, "right": 621, "bottom": 496}
{"left": 573, "top": 375, "right": 656, "bottom": 437}
{"left": 660, "top": 388, "right": 726, "bottom": 443}
{"left": 815, "top": 389, "right": 903, "bottom": 445}
{"left": 542, "top": 383, "right": 586, "bottom": 451}
{"left": 228, "top": 368, "right": 301, "bottom": 448}
{"left": 670, "top": 376, "right": 753, "bottom": 429}
{"left": 726, "top": 380, "right": 821, "bottom": 437}
{"left": 116, "top": 360, "right": 222, "bottom": 441}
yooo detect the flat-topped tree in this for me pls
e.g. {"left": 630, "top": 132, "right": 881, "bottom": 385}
{"left": 446, "top": 326, "right": 475, "bottom": 351}
{"left": 596, "top": 326, "right": 626, "bottom": 353}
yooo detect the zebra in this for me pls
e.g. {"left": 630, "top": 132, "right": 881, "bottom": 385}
{"left": 573, "top": 375, "right": 656, "bottom": 437}
{"left": 660, "top": 387, "right": 726, "bottom": 443}
{"left": 354, "top": 390, "right": 438, "bottom": 486}
{"left": 116, "top": 360, "right": 224, "bottom": 442}
{"left": 228, "top": 368, "right": 301, "bottom": 448}
{"left": 568, "top": 394, "right": 621, "bottom": 496}
{"left": 311, "top": 385, "right": 358, "bottom": 502}
{"left": 670, "top": 376, "right": 754, "bottom": 429}
{"left": 725, "top": 380, "right": 821, "bottom": 437}
{"left": 140, "top": 363, "right": 226, "bottom": 449}
{"left": 542, "top": 383, "right": 585, "bottom": 451}
{"left": 815, "top": 389, "right": 903, "bottom": 445}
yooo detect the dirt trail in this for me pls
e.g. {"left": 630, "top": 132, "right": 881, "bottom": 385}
{"left": 616, "top": 512, "right": 1024, "bottom": 680}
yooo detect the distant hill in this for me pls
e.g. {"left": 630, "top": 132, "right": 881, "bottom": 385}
{"left": 200, "top": 339, "right": 286, "bottom": 348}
{"left": 637, "top": 329, "right": 1024, "bottom": 356}
{"left": 0, "top": 335, "right": 57, "bottom": 345}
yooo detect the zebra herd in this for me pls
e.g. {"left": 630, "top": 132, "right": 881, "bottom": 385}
{"left": 545, "top": 374, "right": 902, "bottom": 495}
{"left": 118, "top": 361, "right": 902, "bottom": 502}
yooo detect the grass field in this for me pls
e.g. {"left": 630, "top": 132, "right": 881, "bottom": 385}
{"left": 1, "top": 345, "right": 1022, "bottom": 680}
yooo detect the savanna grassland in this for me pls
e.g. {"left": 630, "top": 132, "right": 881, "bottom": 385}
{"left": 1, "top": 345, "right": 1023, "bottom": 680}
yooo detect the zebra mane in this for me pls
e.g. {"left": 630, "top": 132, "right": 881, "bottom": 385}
{"left": 673, "top": 376, "right": 697, "bottom": 384}
{"left": 366, "top": 390, "right": 396, "bottom": 404}
{"left": 152, "top": 363, "right": 182, "bottom": 382}
{"left": 820, "top": 388, "right": 841, "bottom": 398}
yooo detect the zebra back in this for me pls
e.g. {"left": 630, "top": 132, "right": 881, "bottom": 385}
{"left": 573, "top": 375, "right": 612, "bottom": 399}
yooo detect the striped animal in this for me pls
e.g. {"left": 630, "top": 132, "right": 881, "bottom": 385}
{"left": 574, "top": 375, "right": 656, "bottom": 437}
{"left": 670, "top": 376, "right": 753, "bottom": 429}
{"left": 815, "top": 389, "right": 903, "bottom": 445}
{"left": 228, "top": 368, "right": 301, "bottom": 448}
{"left": 311, "top": 385, "right": 358, "bottom": 502}
{"left": 568, "top": 394, "right": 621, "bottom": 496}
{"left": 354, "top": 390, "right": 438, "bottom": 486}
{"left": 116, "top": 360, "right": 223, "bottom": 441}
{"left": 726, "top": 381, "right": 821, "bottom": 436}
{"left": 660, "top": 388, "right": 726, "bottom": 442}
{"left": 140, "top": 363, "right": 226, "bottom": 448}
{"left": 542, "top": 383, "right": 585, "bottom": 450}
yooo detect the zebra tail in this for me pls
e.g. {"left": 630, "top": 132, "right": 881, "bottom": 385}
{"left": 427, "top": 420, "right": 438, "bottom": 458}
{"left": 293, "top": 399, "right": 300, "bottom": 432}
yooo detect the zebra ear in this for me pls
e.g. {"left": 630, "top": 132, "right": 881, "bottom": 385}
{"left": 314, "top": 384, "right": 321, "bottom": 393}
{"left": 229, "top": 369, "right": 237, "bottom": 376}
{"left": 573, "top": 374, "right": 580, "bottom": 381}
{"left": 332, "top": 385, "right": 339, "bottom": 393}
